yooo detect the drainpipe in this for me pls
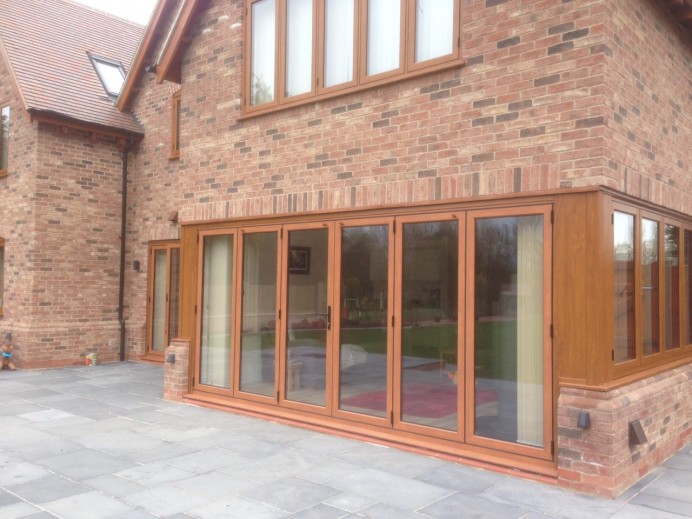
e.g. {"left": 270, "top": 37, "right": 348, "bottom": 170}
{"left": 118, "top": 138, "right": 134, "bottom": 362}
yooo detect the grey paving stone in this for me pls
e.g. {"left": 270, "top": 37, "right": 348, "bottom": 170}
{"left": 187, "top": 495, "right": 288, "bottom": 519}
{"left": 420, "top": 491, "right": 528, "bottom": 519}
{"left": 664, "top": 453, "right": 692, "bottom": 471}
{"left": 173, "top": 471, "right": 259, "bottom": 498}
{"left": 0, "top": 501, "right": 41, "bottom": 519}
{"left": 414, "top": 463, "right": 509, "bottom": 494}
{"left": 39, "top": 449, "right": 137, "bottom": 481}
{"left": 115, "top": 461, "right": 195, "bottom": 487}
{"left": 0, "top": 403, "right": 48, "bottom": 416}
{"left": 18, "top": 409, "right": 76, "bottom": 422}
{"left": 6, "top": 474, "right": 91, "bottom": 503}
{"left": 241, "top": 476, "right": 342, "bottom": 513}
{"left": 219, "top": 449, "right": 329, "bottom": 484}
{"left": 326, "top": 468, "right": 452, "bottom": 511}
{"left": 0, "top": 490, "right": 20, "bottom": 507}
{"left": 632, "top": 492, "right": 692, "bottom": 516}
{"left": 123, "top": 485, "right": 212, "bottom": 516}
{"left": 610, "top": 504, "right": 689, "bottom": 518}
{"left": 108, "top": 511, "right": 159, "bottom": 519}
{"left": 324, "top": 492, "right": 378, "bottom": 512}
{"left": 291, "top": 434, "right": 364, "bottom": 456}
{"left": 18, "top": 513, "right": 60, "bottom": 519}
{"left": 77, "top": 429, "right": 167, "bottom": 456}
{"left": 42, "top": 491, "right": 133, "bottom": 519}
{"left": 233, "top": 421, "right": 316, "bottom": 444}
{"left": 357, "top": 502, "right": 432, "bottom": 519}
{"left": 335, "top": 443, "right": 442, "bottom": 477}
{"left": 481, "top": 478, "right": 621, "bottom": 519}
{"left": 0, "top": 460, "right": 53, "bottom": 487}
{"left": 186, "top": 431, "right": 283, "bottom": 458}
{"left": 296, "top": 460, "right": 362, "bottom": 484}
{"left": 3, "top": 437, "right": 83, "bottom": 462}
{"left": 287, "top": 503, "right": 349, "bottom": 518}
{"left": 123, "top": 442, "right": 197, "bottom": 465}
{"left": 643, "top": 468, "right": 692, "bottom": 504}
{"left": 82, "top": 474, "right": 149, "bottom": 498}
{"left": 164, "top": 447, "right": 242, "bottom": 474}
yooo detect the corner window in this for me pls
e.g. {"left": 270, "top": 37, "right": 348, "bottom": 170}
{"left": 245, "top": 0, "right": 461, "bottom": 114}
{"left": 0, "top": 105, "right": 9, "bottom": 176}
{"left": 613, "top": 206, "right": 690, "bottom": 369}
{"left": 89, "top": 54, "right": 126, "bottom": 97}
{"left": 171, "top": 90, "right": 181, "bottom": 159}
{"left": 0, "top": 238, "right": 4, "bottom": 316}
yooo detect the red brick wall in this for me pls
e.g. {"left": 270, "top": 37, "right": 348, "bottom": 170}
{"left": 602, "top": 0, "right": 691, "bottom": 214}
{"left": 0, "top": 53, "right": 39, "bottom": 365}
{"left": 558, "top": 362, "right": 692, "bottom": 497}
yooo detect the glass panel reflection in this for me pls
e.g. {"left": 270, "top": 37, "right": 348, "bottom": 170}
{"left": 251, "top": 0, "right": 276, "bottom": 105}
{"left": 474, "top": 215, "right": 544, "bottom": 447}
{"left": 642, "top": 218, "right": 660, "bottom": 356}
{"left": 338, "top": 225, "right": 389, "bottom": 418}
{"left": 200, "top": 235, "right": 233, "bottom": 388}
{"left": 286, "top": 229, "right": 329, "bottom": 406}
{"left": 400, "top": 221, "right": 458, "bottom": 431}
{"left": 169, "top": 248, "right": 180, "bottom": 340}
{"left": 152, "top": 250, "right": 167, "bottom": 352}
{"left": 240, "top": 232, "right": 278, "bottom": 397}
{"left": 665, "top": 225, "right": 680, "bottom": 350}
{"left": 685, "top": 230, "right": 692, "bottom": 345}
{"left": 614, "top": 212, "right": 636, "bottom": 362}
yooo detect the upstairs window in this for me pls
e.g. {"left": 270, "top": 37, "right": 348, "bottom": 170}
{"left": 245, "top": 0, "right": 461, "bottom": 114}
{"left": 171, "top": 90, "right": 182, "bottom": 159}
{"left": 0, "top": 104, "right": 9, "bottom": 176}
{"left": 89, "top": 54, "right": 126, "bottom": 97}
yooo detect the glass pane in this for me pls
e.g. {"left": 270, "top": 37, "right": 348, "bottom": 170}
{"left": 240, "top": 232, "right": 278, "bottom": 397}
{"left": 401, "top": 221, "right": 458, "bottom": 431}
{"left": 474, "top": 216, "right": 544, "bottom": 448}
{"left": 665, "top": 225, "right": 680, "bottom": 350}
{"left": 338, "top": 226, "right": 389, "bottom": 418}
{"left": 614, "top": 212, "right": 636, "bottom": 362}
{"left": 251, "top": 0, "right": 276, "bottom": 105}
{"left": 685, "top": 230, "right": 692, "bottom": 345}
{"left": 367, "top": 0, "right": 400, "bottom": 76}
{"left": 1, "top": 106, "right": 9, "bottom": 170}
{"left": 94, "top": 61, "right": 125, "bottom": 95}
{"left": 169, "top": 248, "right": 180, "bottom": 340}
{"left": 415, "top": 0, "right": 454, "bottom": 63}
{"left": 200, "top": 235, "right": 234, "bottom": 388}
{"left": 324, "top": 0, "right": 354, "bottom": 87}
{"left": 286, "top": 229, "right": 329, "bottom": 406}
{"left": 151, "top": 250, "right": 167, "bottom": 352}
{"left": 286, "top": 0, "right": 313, "bottom": 97}
{"left": 642, "top": 218, "right": 660, "bottom": 356}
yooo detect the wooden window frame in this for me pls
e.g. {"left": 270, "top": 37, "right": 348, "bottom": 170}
{"left": 243, "top": 0, "right": 464, "bottom": 117}
{"left": 0, "top": 103, "right": 9, "bottom": 178}
{"left": 612, "top": 203, "right": 691, "bottom": 377}
{"left": 145, "top": 241, "right": 181, "bottom": 360}
{"left": 170, "top": 90, "right": 181, "bottom": 159}
{"left": 683, "top": 226, "right": 692, "bottom": 353}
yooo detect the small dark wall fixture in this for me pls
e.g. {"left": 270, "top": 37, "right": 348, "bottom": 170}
{"left": 133, "top": 260, "right": 141, "bottom": 272}
{"left": 166, "top": 353, "right": 175, "bottom": 364}
{"left": 629, "top": 420, "right": 648, "bottom": 445}
{"left": 577, "top": 411, "right": 591, "bottom": 429}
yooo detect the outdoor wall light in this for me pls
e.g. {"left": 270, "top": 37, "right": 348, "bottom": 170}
{"left": 166, "top": 353, "right": 175, "bottom": 364}
{"left": 629, "top": 420, "right": 648, "bottom": 445}
{"left": 133, "top": 260, "right": 141, "bottom": 272}
{"left": 577, "top": 411, "right": 591, "bottom": 429}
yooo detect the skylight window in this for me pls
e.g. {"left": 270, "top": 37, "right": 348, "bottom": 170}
{"left": 89, "top": 54, "right": 126, "bottom": 97}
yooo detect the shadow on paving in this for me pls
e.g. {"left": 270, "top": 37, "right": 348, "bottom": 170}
{"left": 1, "top": 362, "right": 690, "bottom": 519}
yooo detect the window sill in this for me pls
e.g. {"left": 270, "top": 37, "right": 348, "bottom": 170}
{"left": 0, "top": 169, "right": 7, "bottom": 178}
{"left": 169, "top": 153, "right": 180, "bottom": 161}
{"left": 239, "top": 58, "right": 467, "bottom": 121}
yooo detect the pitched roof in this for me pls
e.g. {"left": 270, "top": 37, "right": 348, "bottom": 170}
{"left": 0, "top": 0, "right": 144, "bottom": 135}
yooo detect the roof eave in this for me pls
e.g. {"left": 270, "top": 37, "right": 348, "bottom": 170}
{"left": 155, "top": 0, "right": 201, "bottom": 84}
{"left": 28, "top": 109, "right": 145, "bottom": 140}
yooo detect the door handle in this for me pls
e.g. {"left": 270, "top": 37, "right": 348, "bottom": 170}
{"left": 327, "top": 306, "right": 331, "bottom": 330}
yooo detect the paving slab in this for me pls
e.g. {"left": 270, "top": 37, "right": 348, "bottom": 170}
{"left": 240, "top": 476, "right": 342, "bottom": 513}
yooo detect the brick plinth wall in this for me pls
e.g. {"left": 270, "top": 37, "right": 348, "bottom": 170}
{"left": 163, "top": 339, "right": 190, "bottom": 401}
{"left": 557, "top": 362, "right": 692, "bottom": 497}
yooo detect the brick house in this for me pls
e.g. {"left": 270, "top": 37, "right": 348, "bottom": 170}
{"left": 1, "top": 0, "right": 691, "bottom": 497}
{"left": 0, "top": 0, "right": 144, "bottom": 367}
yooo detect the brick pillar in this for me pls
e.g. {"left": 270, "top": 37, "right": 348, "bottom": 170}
{"left": 557, "top": 363, "right": 692, "bottom": 497}
{"left": 163, "top": 338, "right": 190, "bottom": 401}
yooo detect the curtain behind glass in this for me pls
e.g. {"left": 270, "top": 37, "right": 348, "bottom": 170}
{"left": 200, "top": 235, "right": 233, "bottom": 388}
{"left": 516, "top": 216, "right": 543, "bottom": 447}
{"left": 251, "top": 0, "right": 276, "bottom": 105}
{"left": 415, "top": 0, "right": 454, "bottom": 63}
{"left": 324, "top": 0, "right": 354, "bottom": 87}
{"left": 367, "top": 0, "right": 400, "bottom": 76}
{"left": 152, "top": 250, "right": 167, "bottom": 352}
{"left": 286, "top": 0, "right": 313, "bottom": 97}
